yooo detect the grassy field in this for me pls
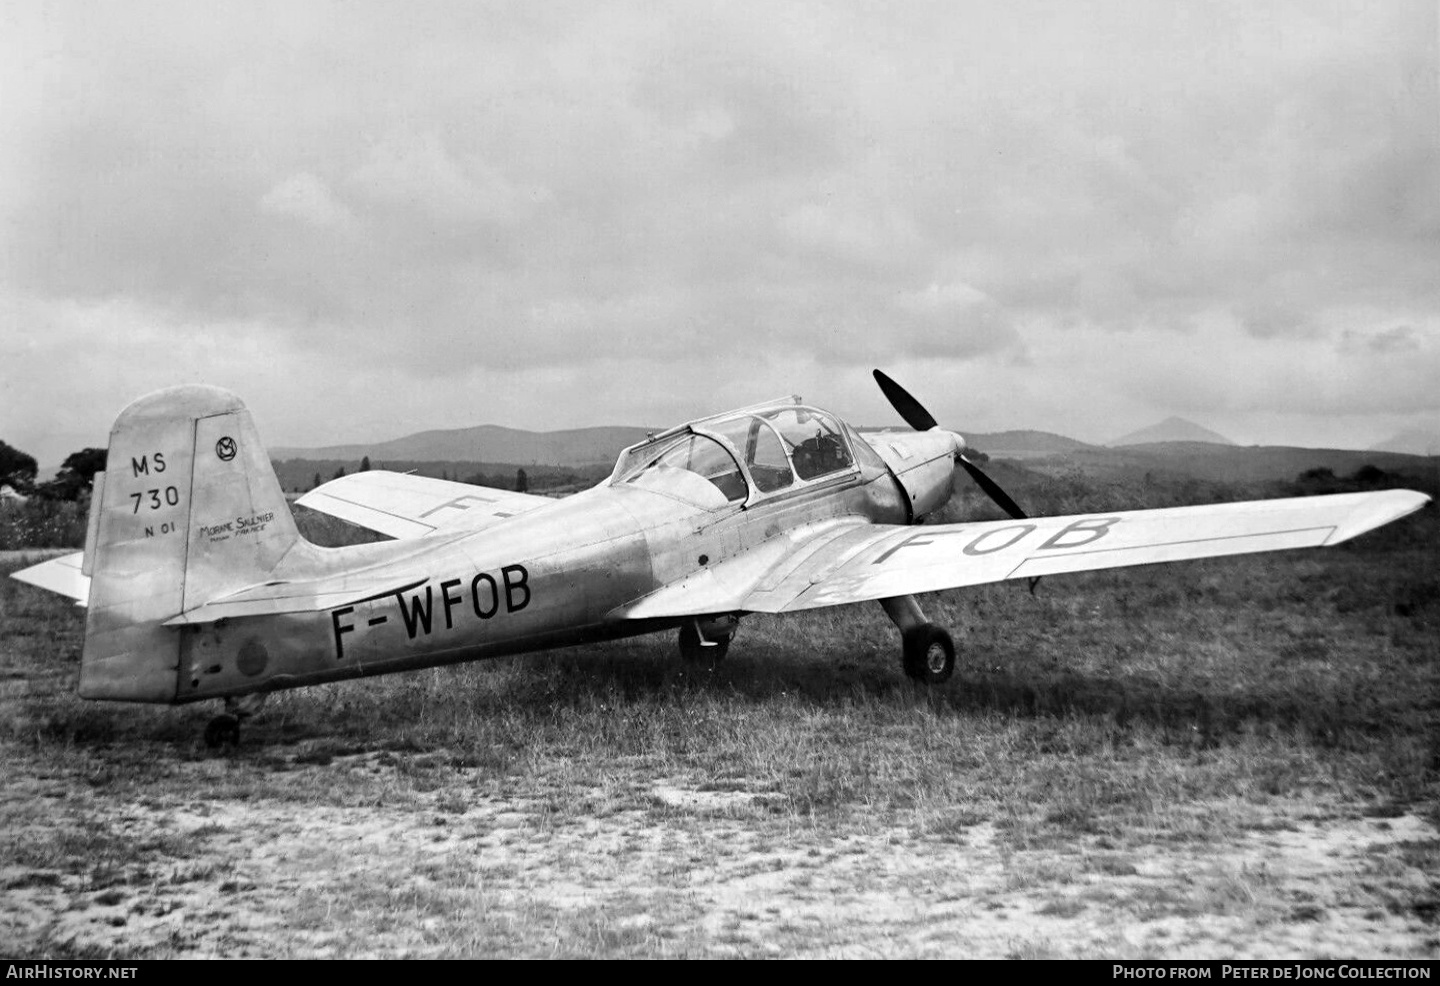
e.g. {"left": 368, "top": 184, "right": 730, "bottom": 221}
{"left": 0, "top": 498, "right": 88, "bottom": 550}
{"left": 1, "top": 472, "right": 1436, "bottom": 958}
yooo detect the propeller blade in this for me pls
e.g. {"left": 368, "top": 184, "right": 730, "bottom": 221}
{"left": 875, "top": 366, "right": 1029, "bottom": 518}
{"left": 958, "top": 455, "right": 1027, "bottom": 521}
{"left": 873, "top": 369, "right": 938, "bottom": 431}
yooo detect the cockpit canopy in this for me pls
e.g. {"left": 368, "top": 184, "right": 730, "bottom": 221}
{"left": 613, "top": 397, "right": 884, "bottom": 509}
{"left": 617, "top": 432, "right": 747, "bottom": 508}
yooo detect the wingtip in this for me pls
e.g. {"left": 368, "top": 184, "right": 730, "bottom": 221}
{"left": 1327, "top": 489, "right": 1431, "bottom": 545}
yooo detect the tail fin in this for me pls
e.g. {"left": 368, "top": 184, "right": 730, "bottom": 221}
{"left": 81, "top": 385, "right": 301, "bottom": 701}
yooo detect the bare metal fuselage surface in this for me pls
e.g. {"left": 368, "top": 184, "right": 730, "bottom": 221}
{"left": 174, "top": 463, "right": 912, "bottom": 704}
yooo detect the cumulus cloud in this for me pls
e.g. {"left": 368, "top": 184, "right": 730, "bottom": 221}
{"left": 260, "top": 172, "right": 356, "bottom": 229}
{"left": 890, "top": 282, "right": 1024, "bottom": 361}
{"left": 346, "top": 132, "right": 551, "bottom": 229}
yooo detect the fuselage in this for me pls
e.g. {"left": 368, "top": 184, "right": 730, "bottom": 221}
{"left": 174, "top": 405, "right": 960, "bottom": 704}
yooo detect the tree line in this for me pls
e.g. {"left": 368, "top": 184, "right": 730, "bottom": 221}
{"left": 271, "top": 457, "right": 597, "bottom": 494}
{"left": 0, "top": 440, "right": 105, "bottom": 501}
{"left": 2, "top": 440, "right": 564, "bottom": 501}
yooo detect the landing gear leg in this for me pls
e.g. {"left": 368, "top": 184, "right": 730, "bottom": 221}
{"left": 879, "top": 595, "right": 956, "bottom": 685}
{"left": 204, "top": 694, "right": 268, "bottom": 748}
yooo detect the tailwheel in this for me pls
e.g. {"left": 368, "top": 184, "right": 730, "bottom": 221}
{"left": 203, "top": 694, "right": 266, "bottom": 748}
{"left": 204, "top": 714, "right": 241, "bottom": 749}
{"left": 679, "top": 623, "right": 730, "bottom": 667}
{"left": 902, "top": 624, "right": 956, "bottom": 685}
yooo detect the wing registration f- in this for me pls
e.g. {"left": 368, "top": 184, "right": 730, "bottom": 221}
{"left": 9, "top": 375, "right": 1430, "bottom": 745}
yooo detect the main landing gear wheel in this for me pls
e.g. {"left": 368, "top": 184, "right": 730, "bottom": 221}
{"left": 204, "top": 714, "right": 241, "bottom": 749}
{"left": 902, "top": 624, "right": 956, "bottom": 685}
{"left": 679, "top": 624, "right": 730, "bottom": 667}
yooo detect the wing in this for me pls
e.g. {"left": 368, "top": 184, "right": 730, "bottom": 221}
{"left": 612, "top": 520, "right": 870, "bottom": 620}
{"left": 10, "top": 551, "right": 88, "bottom": 604}
{"left": 295, "top": 470, "right": 556, "bottom": 539}
{"left": 743, "top": 489, "right": 1429, "bottom": 613}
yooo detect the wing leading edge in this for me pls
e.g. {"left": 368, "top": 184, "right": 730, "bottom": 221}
{"left": 741, "top": 489, "right": 1429, "bottom": 613}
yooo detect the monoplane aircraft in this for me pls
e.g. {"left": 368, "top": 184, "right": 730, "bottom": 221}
{"left": 11, "top": 372, "right": 1429, "bottom": 745}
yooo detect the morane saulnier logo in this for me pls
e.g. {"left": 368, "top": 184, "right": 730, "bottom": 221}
{"left": 215, "top": 436, "right": 237, "bottom": 461}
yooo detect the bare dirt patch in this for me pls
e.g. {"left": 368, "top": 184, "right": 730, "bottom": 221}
{"left": 2, "top": 745, "right": 1436, "bottom": 959}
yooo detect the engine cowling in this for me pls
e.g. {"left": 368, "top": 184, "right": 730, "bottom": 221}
{"left": 866, "top": 429, "right": 962, "bottom": 521}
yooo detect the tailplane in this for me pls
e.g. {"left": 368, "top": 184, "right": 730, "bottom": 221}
{"left": 80, "top": 385, "right": 301, "bottom": 700}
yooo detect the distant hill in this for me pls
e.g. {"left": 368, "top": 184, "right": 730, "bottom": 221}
{"left": 1370, "top": 428, "right": 1440, "bottom": 456}
{"left": 279, "top": 423, "right": 1096, "bottom": 466}
{"left": 272, "top": 424, "right": 657, "bottom": 467}
{"left": 1015, "top": 442, "right": 1436, "bottom": 486}
{"left": 965, "top": 430, "right": 1100, "bottom": 454}
{"left": 268, "top": 416, "right": 1435, "bottom": 493}
{"left": 272, "top": 458, "right": 610, "bottom": 495}
{"left": 1111, "top": 417, "right": 1235, "bottom": 447}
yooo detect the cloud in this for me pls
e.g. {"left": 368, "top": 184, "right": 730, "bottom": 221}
{"left": 1, "top": 0, "right": 1437, "bottom": 456}
{"left": 890, "top": 282, "right": 1024, "bottom": 361}
{"left": 777, "top": 202, "right": 921, "bottom": 270}
{"left": 346, "top": 132, "right": 551, "bottom": 229}
{"left": 1341, "top": 323, "right": 1426, "bottom": 356}
{"left": 260, "top": 172, "right": 356, "bottom": 229}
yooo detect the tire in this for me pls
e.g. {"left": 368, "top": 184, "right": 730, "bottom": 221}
{"left": 902, "top": 624, "right": 955, "bottom": 685}
{"left": 204, "top": 714, "right": 241, "bottom": 748}
{"left": 679, "top": 625, "right": 730, "bottom": 666}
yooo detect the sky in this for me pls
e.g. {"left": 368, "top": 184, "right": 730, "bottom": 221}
{"left": 2, "top": 1, "right": 1438, "bottom": 465}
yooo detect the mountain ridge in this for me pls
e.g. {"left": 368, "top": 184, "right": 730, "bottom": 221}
{"left": 268, "top": 420, "right": 1434, "bottom": 486}
{"left": 1111, "top": 416, "right": 1235, "bottom": 447}
{"left": 273, "top": 424, "right": 658, "bottom": 467}
{"left": 1370, "top": 428, "right": 1440, "bottom": 456}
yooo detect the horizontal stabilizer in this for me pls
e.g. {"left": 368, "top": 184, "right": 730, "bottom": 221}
{"left": 297, "top": 470, "right": 555, "bottom": 539}
{"left": 11, "top": 551, "right": 89, "bottom": 604}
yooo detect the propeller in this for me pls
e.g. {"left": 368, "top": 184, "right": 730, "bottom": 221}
{"left": 872, "top": 369, "right": 1028, "bottom": 522}
{"left": 873, "top": 369, "right": 1039, "bottom": 593}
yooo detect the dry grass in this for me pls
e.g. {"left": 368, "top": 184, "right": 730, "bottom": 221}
{"left": 0, "top": 475, "right": 1436, "bottom": 957}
